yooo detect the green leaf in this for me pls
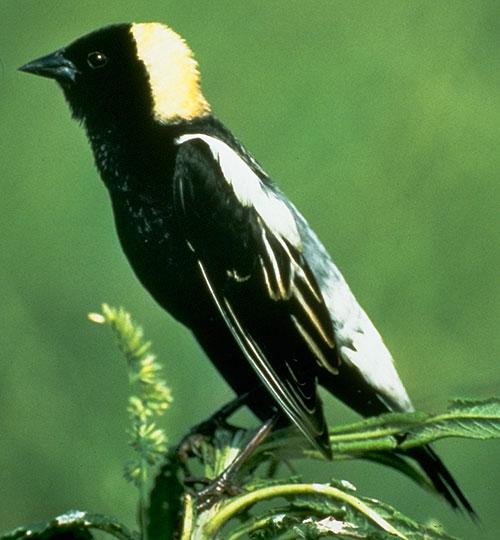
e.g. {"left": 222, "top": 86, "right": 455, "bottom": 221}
{"left": 172, "top": 399, "right": 500, "bottom": 538}
{"left": 0, "top": 512, "right": 137, "bottom": 540}
{"left": 254, "top": 398, "right": 500, "bottom": 463}
{"left": 348, "top": 494, "right": 460, "bottom": 540}
{"left": 400, "top": 398, "right": 500, "bottom": 449}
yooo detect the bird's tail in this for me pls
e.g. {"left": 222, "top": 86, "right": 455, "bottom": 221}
{"left": 407, "top": 444, "right": 477, "bottom": 520}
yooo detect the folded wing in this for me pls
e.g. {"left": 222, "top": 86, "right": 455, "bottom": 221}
{"left": 173, "top": 134, "right": 339, "bottom": 457}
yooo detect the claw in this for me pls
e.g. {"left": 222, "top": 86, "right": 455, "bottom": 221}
{"left": 196, "top": 476, "right": 244, "bottom": 511}
{"left": 195, "top": 415, "right": 279, "bottom": 511}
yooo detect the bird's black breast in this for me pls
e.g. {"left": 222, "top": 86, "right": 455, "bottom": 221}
{"left": 85, "top": 119, "right": 194, "bottom": 325}
{"left": 110, "top": 193, "right": 190, "bottom": 321}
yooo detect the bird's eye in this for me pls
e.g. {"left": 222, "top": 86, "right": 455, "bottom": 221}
{"left": 87, "top": 51, "right": 108, "bottom": 69}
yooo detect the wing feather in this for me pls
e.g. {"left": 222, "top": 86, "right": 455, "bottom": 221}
{"left": 197, "top": 259, "right": 325, "bottom": 451}
{"left": 173, "top": 134, "right": 338, "bottom": 456}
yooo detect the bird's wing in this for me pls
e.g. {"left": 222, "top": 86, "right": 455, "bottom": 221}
{"left": 173, "top": 134, "right": 339, "bottom": 457}
{"left": 287, "top": 205, "right": 414, "bottom": 414}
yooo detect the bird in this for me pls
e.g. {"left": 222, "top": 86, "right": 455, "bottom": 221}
{"left": 20, "top": 22, "right": 474, "bottom": 515}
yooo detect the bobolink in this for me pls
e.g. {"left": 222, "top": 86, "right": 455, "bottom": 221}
{"left": 21, "top": 22, "right": 473, "bottom": 514}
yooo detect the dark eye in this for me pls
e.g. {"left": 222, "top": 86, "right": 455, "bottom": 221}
{"left": 87, "top": 51, "right": 108, "bottom": 69}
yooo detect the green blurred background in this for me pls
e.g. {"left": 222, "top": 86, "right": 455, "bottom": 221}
{"left": 1, "top": 1, "right": 499, "bottom": 538}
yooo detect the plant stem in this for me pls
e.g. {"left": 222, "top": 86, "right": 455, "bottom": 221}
{"left": 202, "top": 483, "right": 407, "bottom": 539}
{"left": 179, "top": 495, "right": 195, "bottom": 540}
{"left": 140, "top": 462, "right": 147, "bottom": 540}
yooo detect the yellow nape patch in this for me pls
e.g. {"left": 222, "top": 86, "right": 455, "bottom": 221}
{"left": 131, "top": 22, "right": 210, "bottom": 122}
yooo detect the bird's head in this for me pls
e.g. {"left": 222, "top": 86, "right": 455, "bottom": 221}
{"left": 20, "top": 22, "right": 210, "bottom": 126}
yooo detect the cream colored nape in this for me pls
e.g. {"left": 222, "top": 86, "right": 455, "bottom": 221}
{"left": 131, "top": 22, "right": 210, "bottom": 123}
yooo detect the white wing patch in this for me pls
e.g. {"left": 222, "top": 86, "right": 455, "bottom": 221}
{"left": 175, "top": 134, "right": 301, "bottom": 248}
{"left": 337, "top": 316, "right": 414, "bottom": 412}
{"left": 295, "top": 217, "right": 415, "bottom": 412}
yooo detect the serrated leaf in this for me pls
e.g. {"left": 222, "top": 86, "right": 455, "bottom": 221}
{"left": 287, "top": 489, "right": 458, "bottom": 539}
{"left": 0, "top": 512, "right": 137, "bottom": 540}
{"left": 400, "top": 398, "right": 500, "bottom": 449}
{"left": 353, "top": 495, "right": 459, "bottom": 540}
{"left": 326, "top": 398, "right": 500, "bottom": 457}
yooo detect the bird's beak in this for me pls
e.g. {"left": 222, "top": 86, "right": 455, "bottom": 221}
{"left": 19, "top": 50, "right": 79, "bottom": 83}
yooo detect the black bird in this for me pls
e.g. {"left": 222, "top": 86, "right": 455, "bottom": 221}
{"left": 20, "top": 22, "right": 474, "bottom": 515}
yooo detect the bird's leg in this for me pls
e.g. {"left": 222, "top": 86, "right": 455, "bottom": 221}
{"left": 195, "top": 414, "right": 278, "bottom": 511}
{"left": 177, "top": 390, "right": 253, "bottom": 463}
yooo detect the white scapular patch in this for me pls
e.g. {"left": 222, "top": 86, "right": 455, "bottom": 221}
{"left": 175, "top": 134, "right": 301, "bottom": 248}
{"left": 294, "top": 203, "right": 414, "bottom": 412}
{"left": 338, "top": 318, "right": 413, "bottom": 412}
{"left": 324, "top": 275, "right": 413, "bottom": 410}
{"left": 131, "top": 23, "right": 210, "bottom": 122}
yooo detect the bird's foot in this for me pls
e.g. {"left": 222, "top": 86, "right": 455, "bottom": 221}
{"left": 194, "top": 473, "right": 244, "bottom": 512}
{"left": 194, "top": 415, "right": 278, "bottom": 511}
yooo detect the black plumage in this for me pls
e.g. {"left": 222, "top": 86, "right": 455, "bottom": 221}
{"left": 20, "top": 22, "right": 475, "bottom": 516}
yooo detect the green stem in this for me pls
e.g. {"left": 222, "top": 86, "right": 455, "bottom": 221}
{"left": 327, "top": 412, "right": 426, "bottom": 435}
{"left": 179, "top": 495, "right": 195, "bottom": 540}
{"left": 330, "top": 428, "right": 400, "bottom": 443}
{"left": 202, "top": 483, "right": 407, "bottom": 539}
{"left": 139, "top": 461, "right": 147, "bottom": 540}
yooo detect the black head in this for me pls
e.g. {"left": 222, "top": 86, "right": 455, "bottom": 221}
{"left": 20, "top": 23, "right": 210, "bottom": 127}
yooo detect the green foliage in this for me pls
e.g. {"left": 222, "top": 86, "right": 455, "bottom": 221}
{"left": 400, "top": 399, "right": 500, "bottom": 447}
{"left": 88, "top": 305, "right": 172, "bottom": 531}
{"left": 217, "top": 481, "right": 460, "bottom": 539}
{"left": 0, "top": 511, "right": 137, "bottom": 540}
{"left": 326, "top": 398, "right": 500, "bottom": 460}
{"left": 89, "top": 305, "right": 172, "bottom": 488}
{"left": 2, "top": 307, "right": 500, "bottom": 540}
{"left": 331, "top": 398, "right": 500, "bottom": 450}
{"left": 173, "top": 400, "right": 500, "bottom": 540}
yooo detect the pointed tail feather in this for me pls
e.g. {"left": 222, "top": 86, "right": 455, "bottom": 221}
{"left": 407, "top": 445, "right": 478, "bottom": 521}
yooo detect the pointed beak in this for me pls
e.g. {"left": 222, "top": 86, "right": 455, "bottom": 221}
{"left": 19, "top": 50, "right": 79, "bottom": 83}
